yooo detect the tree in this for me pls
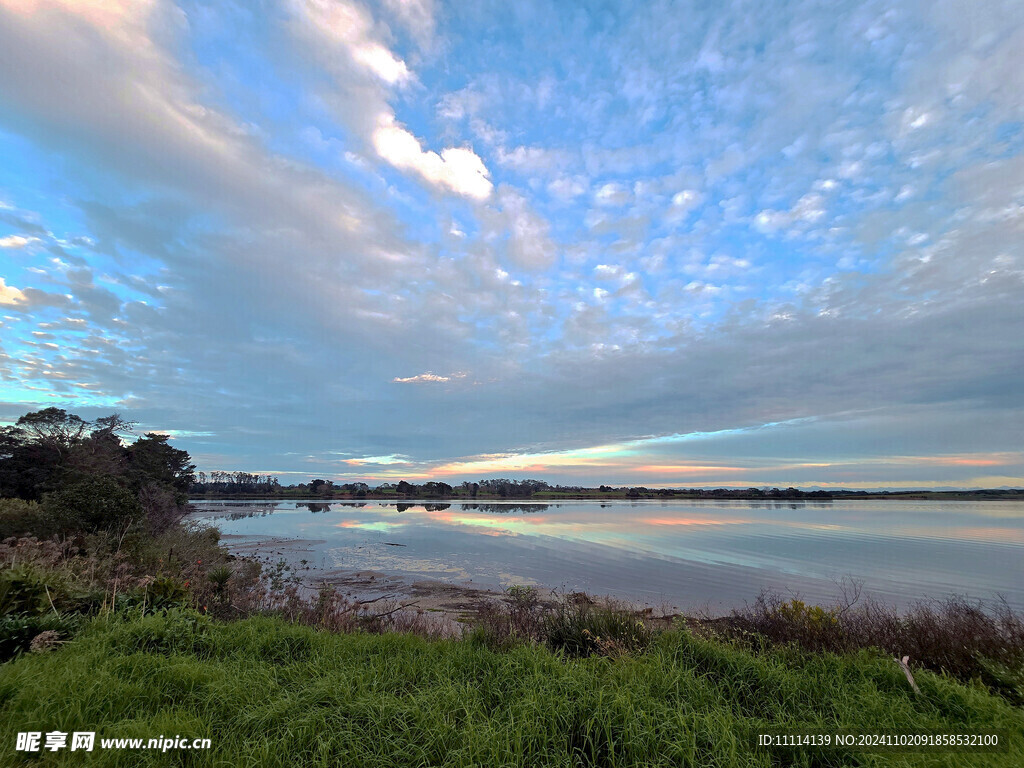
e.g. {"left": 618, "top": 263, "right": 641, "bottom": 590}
{"left": 15, "top": 408, "right": 91, "bottom": 468}
{"left": 422, "top": 481, "right": 453, "bottom": 497}
{"left": 0, "top": 426, "right": 47, "bottom": 499}
{"left": 126, "top": 433, "right": 196, "bottom": 493}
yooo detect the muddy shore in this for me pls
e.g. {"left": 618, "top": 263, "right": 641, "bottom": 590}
{"left": 220, "top": 533, "right": 688, "bottom": 626}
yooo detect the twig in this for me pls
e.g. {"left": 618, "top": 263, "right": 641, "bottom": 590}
{"left": 366, "top": 601, "right": 421, "bottom": 620}
{"left": 356, "top": 593, "right": 398, "bottom": 605}
{"left": 896, "top": 655, "right": 921, "bottom": 694}
{"left": 44, "top": 584, "right": 59, "bottom": 616}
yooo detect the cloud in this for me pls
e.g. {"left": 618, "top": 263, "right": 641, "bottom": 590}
{"left": 392, "top": 371, "right": 466, "bottom": 384}
{"left": 0, "top": 277, "right": 27, "bottom": 306}
{"left": 547, "top": 176, "right": 588, "bottom": 200}
{"left": 293, "top": 0, "right": 411, "bottom": 85}
{"left": 372, "top": 114, "right": 492, "bottom": 199}
{"left": 381, "top": 0, "right": 436, "bottom": 51}
{"left": 667, "top": 189, "right": 701, "bottom": 220}
{"left": 0, "top": 234, "right": 38, "bottom": 248}
{"left": 341, "top": 453, "right": 411, "bottom": 465}
{"left": 0, "top": 0, "right": 1021, "bottom": 489}
{"left": 594, "top": 182, "right": 631, "bottom": 207}
{"left": 754, "top": 193, "right": 827, "bottom": 235}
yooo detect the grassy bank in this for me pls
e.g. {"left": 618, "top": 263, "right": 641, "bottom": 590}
{"left": 1, "top": 611, "right": 1022, "bottom": 767}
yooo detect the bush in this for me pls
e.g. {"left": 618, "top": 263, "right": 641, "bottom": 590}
{"left": 543, "top": 600, "right": 652, "bottom": 658}
{"left": 45, "top": 475, "right": 142, "bottom": 534}
{"left": 0, "top": 498, "right": 53, "bottom": 539}
{"left": 0, "top": 561, "right": 104, "bottom": 620}
{"left": 138, "top": 482, "right": 188, "bottom": 535}
{"left": 471, "top": 590, "right": 652, "bottom": 657}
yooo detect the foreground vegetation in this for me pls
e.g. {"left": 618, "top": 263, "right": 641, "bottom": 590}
{"left": 2, "top": 407, "right": 1023, "bottom": 765}
{"left": 1, "top": 610, "right": 1022, "bottom": 767}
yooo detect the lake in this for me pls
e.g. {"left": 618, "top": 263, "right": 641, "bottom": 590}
{"left": 189, "top": 499, "right": 1024, "bottom": 613}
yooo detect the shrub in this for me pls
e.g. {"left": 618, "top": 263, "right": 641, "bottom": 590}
{"left": 138, "top": 482, "right": 188, "bottom": 535}
{"left": 45, "top": 475, "right": 142, "bottom": 535}
{"left": 471, "top": 591, "right": 652, "bottom": 657}
{"left": 0, "top": 561, "right": 104, "bottom": 619}
{"left": 543, "top": 600, "right": 652, "bottom": 658}
{"left": 0, "top": 498, "right": 54, "bottom": 539}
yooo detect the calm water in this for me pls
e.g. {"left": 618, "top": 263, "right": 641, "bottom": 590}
{"left": 189, "top": 499, "right": 1024, "bottom": 612}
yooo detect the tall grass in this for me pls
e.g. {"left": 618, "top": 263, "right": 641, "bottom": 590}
{"left": 1, "top": 611, "right": 1021, "bottom": 767}
{"left": 724, "top": 591, "right": 1024, "bottom": 703}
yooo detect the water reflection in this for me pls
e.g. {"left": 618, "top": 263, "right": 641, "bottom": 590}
{"left": 461, "top": 503, "right": 549, "bottom": 514}
{"left": 189, "top": 499, "right": 1024, "bottom": 612}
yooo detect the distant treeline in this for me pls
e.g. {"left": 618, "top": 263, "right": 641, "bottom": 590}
{"left": 188, "top": 476, "right": 1024, "bottom": 500}
{"left": 190, "top": 477, "right": 558, "bottom": 499}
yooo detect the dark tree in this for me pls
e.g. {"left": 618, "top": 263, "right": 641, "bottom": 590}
{"left": 15, "top": 408, "right": 91, "bottom": 461}
{"left": 127, "top": 433, "right": 196, "bottom": 493}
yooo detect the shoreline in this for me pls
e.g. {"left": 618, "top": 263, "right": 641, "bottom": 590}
{"left": 190, "top": 490, "right": 1024, "bottom": 502}
{"left": 218, "top": 533, "right": 690, "bottom": 625}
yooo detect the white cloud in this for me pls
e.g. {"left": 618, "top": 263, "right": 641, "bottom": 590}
{"left": 594, "top": 182, "right": 631, "bottom": 207}
{"left": 0, "top": 277, "right": 27, "bottom": 306}
{"left": 671, "top": 190, "right": 700, "bottom": 208}
{"left": 495, "top": 145, "right": 570, "bottom": 175}
{"left": 353, "top": 43, "right": 410, "bottom": 85}
{"left": 294, "top": 0, "right": 411, "bottom": 85}
{"left": 548, "top": 176, "right": 587, "bottom": 200}
{"left": 343, "top": 453, "right": 411, "bottom": 465}
{"left": 0, "top": 234, "right": 38, "bottom": 248}
{"left": 490, "top": 188, "right": 557, "bottom": 269}
{"left": 372, "top": 114, "right": 492, "bottom": 199}
{"left": 381, "top": 0, "right": 436, "bottom": 50}
{"left": 392, "top": 370, "right": 466, "bottom": 384}
{"left": 754, "top": 193, "right": 827, "bottom": 234}
{"left": 3, "top": 0, "right": 156, "bottom": 47}
{"left": 668, "top": 189, "right": 702, "bottom": 221}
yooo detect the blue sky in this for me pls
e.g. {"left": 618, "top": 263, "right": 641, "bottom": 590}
{"left": 1, "top": 0, "right": 1022, "bottom": 488}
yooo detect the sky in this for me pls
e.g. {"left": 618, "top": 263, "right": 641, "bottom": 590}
{"left": 0, "top": 0, "right": 1022, "bottom": 489}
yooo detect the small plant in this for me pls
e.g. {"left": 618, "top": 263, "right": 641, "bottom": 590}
{"left": 505, "top": 585, "right": 544, "bottom": 638}
{"left": 264, "top": 559, "right": 296, "bottom": 592}
{"left": 208, "top": 565, "right": 233, "bottom": 602}
{"left": 28, "top": 630, "right": 63, "bottom": 653}
{"left": 122, "top": 576, "right": 189, "bottom": 613}
{"left": 778, "top": 598, "right": 840, "bottom": 640}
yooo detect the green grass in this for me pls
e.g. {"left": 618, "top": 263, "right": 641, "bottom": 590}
{"left": 1, "top": 612, "right": 1022, "bottom": 767}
